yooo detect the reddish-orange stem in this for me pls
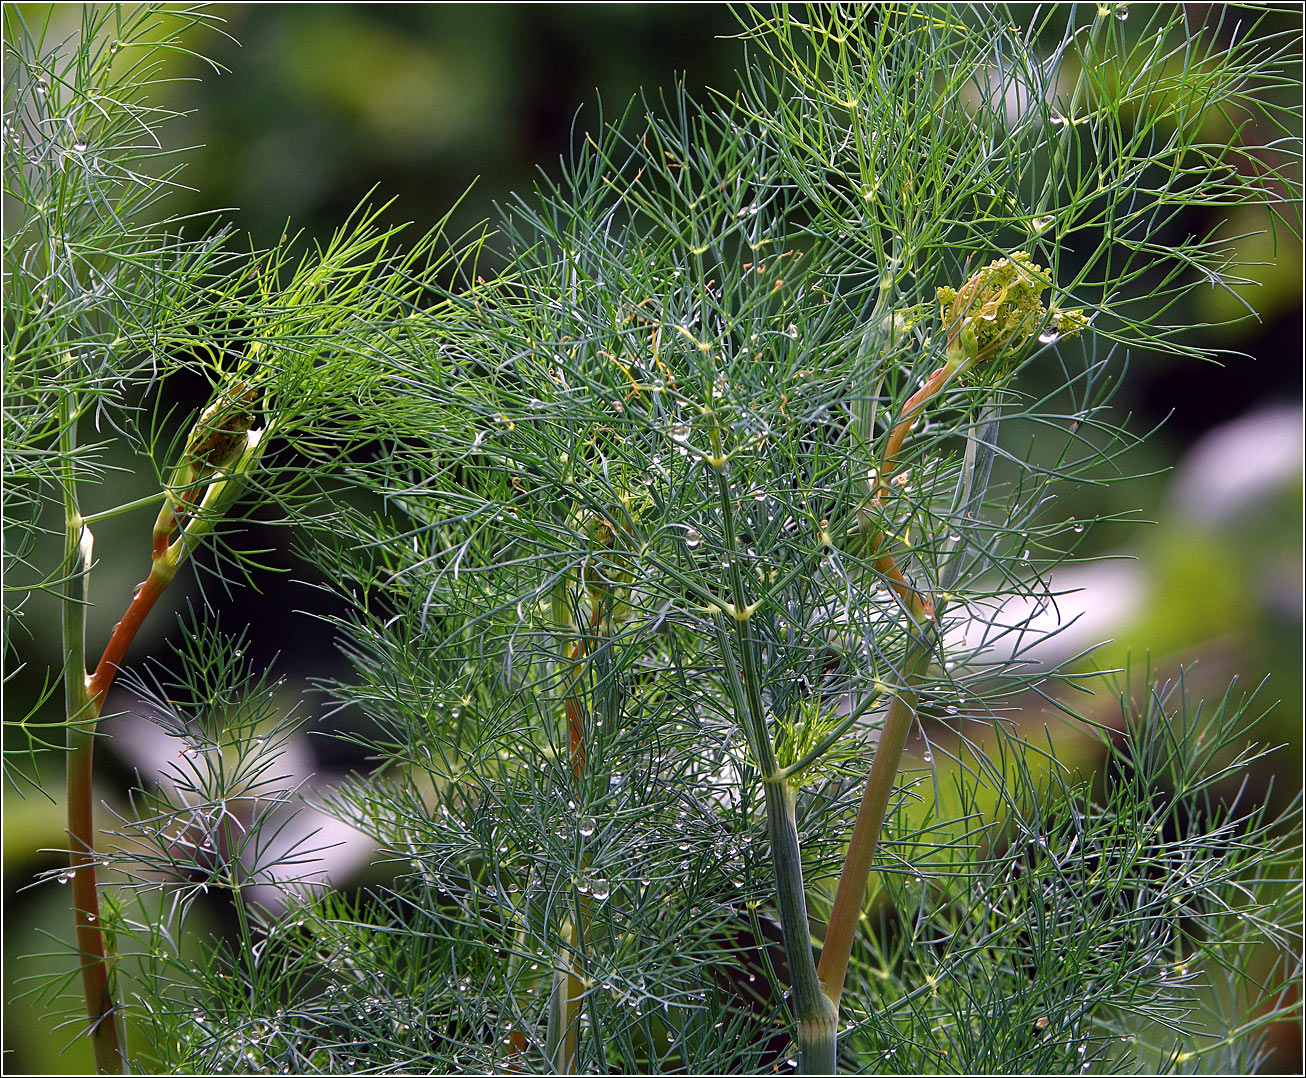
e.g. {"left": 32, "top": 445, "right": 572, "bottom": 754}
{"left": 152, "top": 517, "right": 173, "bottom": 559}
{"left": 864, "top": 530, "right": 936, "bottom": 622}
{"left": 88, "top": 569, "right": 171, "bottom": 705}
{"left": 565, "top": 692, "right": 586, "bottom": 777}
{"left": 564, "top": 606, "right": 604, "bottom": 777}
{"left": 877, "top": 552, "right": 935, "bottom": 621}
{"left": 68, "top": 561, "right": 173, "bottom": 1074}
{"left": 860, "top": 362, "right": 958, "bottom": 624}
{"left": 67, "top": 737, "right": 124, "bottom": 1072}
{"left": 875, "top": 363, "right": 953, "bottom": 507}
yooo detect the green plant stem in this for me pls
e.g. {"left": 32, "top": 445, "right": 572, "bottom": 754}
{"left": 58, "top": 383, "right": 127, "bottom": 1075}
{"left": 547, "top": 890, "right": 591, "bottom": 1071}
{"left": 561, "top": 927, "right": 585, "bottom": 1073}
{"left": 706, "top": 432, "right": 835, "bottom": 1074}
{"left": 766, "top": 777, "right": 838, "bottom": 1074}
{"left": 545, "top": 925, "right": 579, "bottom": 1071}
{"left": 81, "top": 490, "right": 167, "bottom": 525}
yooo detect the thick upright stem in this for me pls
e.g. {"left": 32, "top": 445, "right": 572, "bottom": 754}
{"left": 66, "top": 561, "right": 176, "bottom": 1077}
{"left": 765, "top": 778, "right": 838, "bottom": 1074}
{"left": 66, "top": 725, "right": 124, "bottom": 1074}
{"left": 545, "top": 925, "right": 581, "bottom": 1072}
{"left": 809, "top": 365, "right": 950, "bottom": 1052}
{"left": 707, "top": 437, "right": 833, "bottom": 1072}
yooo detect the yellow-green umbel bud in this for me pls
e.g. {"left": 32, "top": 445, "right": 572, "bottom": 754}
{"left": 936, "top": 251, "right": 1087, "bottom": 380}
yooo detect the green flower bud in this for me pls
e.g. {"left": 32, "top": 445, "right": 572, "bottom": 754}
{"left": 936, "top": 251, "right": 1087, "bottom": 379}
{"left": 154, "top": 380, "right": 264, "bottom": 560}
{"left": 580, "top": 511, "right": 636, "bottom": 616}
{"left": 181, "top": 381, "right": 260, "bottom": 478}
{"left": 575, "top": 481, "right": 655, "bottom": 622}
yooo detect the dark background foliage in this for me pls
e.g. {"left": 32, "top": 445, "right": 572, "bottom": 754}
{"left": 4, "top": 5, "right": 1301, "bottom": 1073}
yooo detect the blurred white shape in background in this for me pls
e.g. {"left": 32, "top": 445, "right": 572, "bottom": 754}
{"left": 108, "top": 702, "right": 379, "bottom": 913}
{"left": 945, "top": 404, "right": 1303, "bottom": 670}
{"left": 943, "top": 560, "right": 1149, "bottom": 672}
{"left": 1167, "top": 404, "right": 1303, "bottom": 525}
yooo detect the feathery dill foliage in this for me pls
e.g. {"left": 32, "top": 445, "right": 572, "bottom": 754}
{"left": 3, "top": 5, "right": 466, "bottom": 772}
{"left": 3, "top": 4, "right": 1300, "bottom": 1077}
{"left": 297, "top": 5, "right": 1299, "bottom": 1074}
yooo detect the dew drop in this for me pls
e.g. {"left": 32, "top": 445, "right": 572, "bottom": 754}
{"left": 579, "top": 817, "right": 596, "bottom": 838}
{"left": 73, "top": 138, "right": 88, "bottom": 152}
{"left": 1038, "top": 330, "right": 1060, "bottom": 345}
{"left": 1115, "top": 4, "right": 1129, "bottom": 19}
{"left": 1073, "top": 523, "right": 1084, "bottom": 533}
{"left": 1031, "top": 214, "right": 1055, "bottom": 234}
{"left": 590, "top": 879, "right": 611, "bottom": 900}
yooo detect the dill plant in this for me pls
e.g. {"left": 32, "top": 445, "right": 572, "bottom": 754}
{"left": 4, "top": 4, "right": 1302, "bottom": 1077}
{"left": 4, "top": 6, "right": 470, "bottom": 1072}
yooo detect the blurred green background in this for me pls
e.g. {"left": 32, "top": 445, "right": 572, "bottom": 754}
{"left": 4, "top": 5, "right": 1301, "bottom": 1073}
